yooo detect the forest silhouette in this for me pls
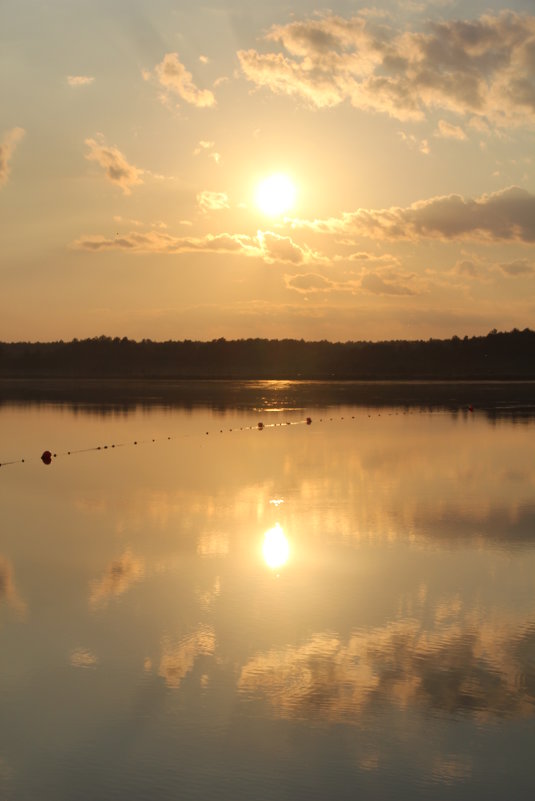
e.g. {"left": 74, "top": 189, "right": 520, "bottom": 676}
{"left": 1, "top": 329, "right": 534, "bottom": 380}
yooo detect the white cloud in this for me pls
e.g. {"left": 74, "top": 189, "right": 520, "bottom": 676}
{"left": 154, "top": 53, "right": 216, "bottom": 108}
{"left": 67, "top": 75, "right": 94, "bottom": 87}
{"left": 398, "top": 131, "right": 431, "bottom": 153}
{"left": 197, "top": 190, "right": 229, "bottom": 212}
{"left": 194, "top": 140, "right": 215, "bottom": 154}
{"left": 85, "top": 135, "right": 144, "bottom": 195}
{"left": 73, "top": 227, "right": 324, "bottom": 266}
{"left": 435, "top": 120, "right": 467, "bottom": 140}
{"left": 0, "top": 127, "right": 25, "bottom": 187}
{"left": 285, "top": 272, "right": 336, "bottom": 293}
{"left": 194, "top": 140, "right": 221, "bottom": 163}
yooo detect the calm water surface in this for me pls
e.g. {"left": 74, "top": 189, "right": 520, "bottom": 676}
{"left": 1, "top": 382, "right": 535, "bottom": 800}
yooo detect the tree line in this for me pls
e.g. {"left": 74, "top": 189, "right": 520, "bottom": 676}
{"left": 0, "top": 329, "right": 534, "bottom": 380}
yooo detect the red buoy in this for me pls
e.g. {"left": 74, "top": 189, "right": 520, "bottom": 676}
{"left": 41, "top": 450, "right": 52, "bottom": 465}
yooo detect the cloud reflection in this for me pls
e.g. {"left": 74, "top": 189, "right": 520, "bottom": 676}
{"left": 158, "top": 626, "right": 215, "bottom": 689}
{"left": 238, "top": 615, "right": 535, "bottom": 723}
{"left": 70, "top": 647, "right": 98, "bottom": 669}
{"left": 0, "top": 555, "right": 26, "bottom": 618}
{"left": 431, "top": 754, "right": 472, "bottom": 784}
{"left": 89, "top": 550, "right": 145, "bottom": 610}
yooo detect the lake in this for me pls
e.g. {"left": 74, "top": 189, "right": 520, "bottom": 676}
{"left": 1, "top": 381, "right": 535, "bottom": 800}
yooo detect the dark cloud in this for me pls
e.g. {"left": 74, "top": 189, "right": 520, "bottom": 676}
{"left": 296, "top": 187, "right": 535, "bottom": 243}
{"left": 499, "top": 258, "right": 535, "bottom": 276}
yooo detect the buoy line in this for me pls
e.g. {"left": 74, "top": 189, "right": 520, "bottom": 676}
{"left": 0, "top": 405, "right": 477, "bottom": 469}
{"left": 0, "top": 416, "right": 314, "bottom": 468}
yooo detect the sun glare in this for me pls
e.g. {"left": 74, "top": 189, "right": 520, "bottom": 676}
{"left": 255, "top": 174, "right": 296, "bottom": 217}
{"left": 262, "top": 524, "right": 290, "bottom": 570}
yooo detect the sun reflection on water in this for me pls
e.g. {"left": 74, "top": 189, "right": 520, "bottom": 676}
{"left": 262, "top": 524, "right": 290, "bottom": 570}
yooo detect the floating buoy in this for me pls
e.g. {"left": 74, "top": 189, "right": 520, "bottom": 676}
{"left": 258, "top": 422, "right": 264, "bottom": 430}
{"left": 306, "top": 417, "right": 312, "bottom": 425}
{"left": 41, "top": 450, "right": 52, "bottom": 465}
{"left": 468, "top": 405, "right": 474, "bottom": 412}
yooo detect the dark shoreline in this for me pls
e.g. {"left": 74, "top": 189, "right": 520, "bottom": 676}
{"left": 2, "top": 377, "right": 535, "bottom": 418}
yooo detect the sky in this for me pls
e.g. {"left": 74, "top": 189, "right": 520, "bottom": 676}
{"left": 1, "top": 0, "right": 534, "bottom": 343}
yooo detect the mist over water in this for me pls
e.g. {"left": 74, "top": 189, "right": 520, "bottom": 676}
{"left": 1, "top": 381, "right": 535, "bottom": 800}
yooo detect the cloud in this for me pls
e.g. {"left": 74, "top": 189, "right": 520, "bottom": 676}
{"left": 74, "top": 227, "right": 323, "bottom": 265}
{"left": 397, "top": 131, "right": 430, "bottom": 153}
{"left": 158, "top": 626, "right": 215, "bottom": 688}
{"left": 451, "top": 254, "right": 535, "bottom": 282}
{"left": 435, "top": 119, "right": 467, "bottom": 140}
{"left": 285, "top": 259, "right": 419, "bottom": 295}
{"left": 154, "top": 53, "right": 215, "bottom": 108}
{"left": 258, "top": 231, "right": 318, "bottom": 264}
{"left": 194, "top": 140, "right": 221, "bottom": 163}
{"left": 75, "top": 229, "right": 259, "bottom": 256}
{"left": 197, "top": 190, "right": 229, "bottom": 212}
{"left": 0, "top": 127, "right": 25, "bottom": 187}
{"left": 499, "top": 258, "right": 535, "bottom": 276}
{"left": 361, "top": 272, "right": 417, "bottom": 295}
{"left": 285, "top": 273, "right": 336, "bottom": 293}
{"left": 347, "top": 251, "right": 401, "bottom": 267}
{"left": 194, "top": 140, "right": 214, "bottom": 154}
{"left": 67, "top": 75, "right": 94, "bottom": 87}
{"left": 238, "top": 11, "right": 535, "bottom": 126}
{"left": 85, "top": 136, "right": 144, "bottom": 195}
{"left": 453, "top": 258, "right": 484, "bottom": 278}
{"left": 293, "top": 187, "right": 535, "bottom": 243}
{"left": 70, "top": 648, "right": 98, "bottom": 668}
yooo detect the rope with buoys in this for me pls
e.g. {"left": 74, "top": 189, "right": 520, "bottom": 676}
{"left": 0, "top": 405, "right": 478, "bottom": 469}
{"left": 0, "top": 416, "right": 314, "bottom": 469}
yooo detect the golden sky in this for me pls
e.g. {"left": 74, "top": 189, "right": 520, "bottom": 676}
{"left": 1, "top": 0, "right": 534, "bottom": 341}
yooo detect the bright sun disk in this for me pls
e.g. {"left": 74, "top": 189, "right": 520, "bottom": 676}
{"left": 262, "top": 524, "right": 290, "bottom": 570}
{"left": 255, "top": 174, "right": 296, "bottom": 217}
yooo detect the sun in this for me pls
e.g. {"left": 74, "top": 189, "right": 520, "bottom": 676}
{"left": 255, "top": 173, "right": 296, "bottom": 217}
{"left": 262, "top": 524, "right": 290, "bottom": 570}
